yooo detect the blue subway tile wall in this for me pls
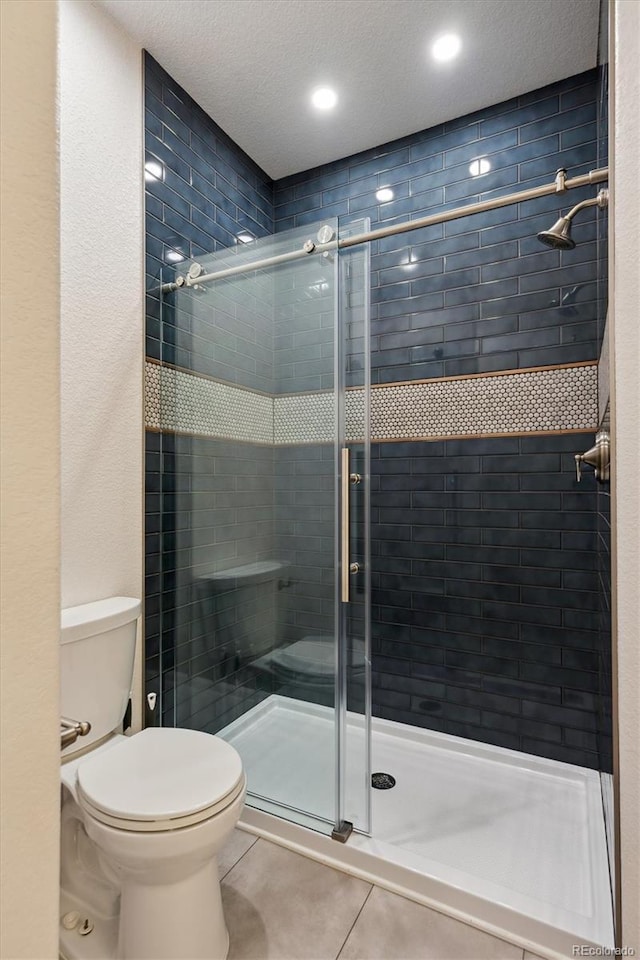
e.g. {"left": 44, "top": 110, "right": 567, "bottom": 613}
{"left": 162, "top": 268, "right": 276, "bottom": 393}
{"left": 144, "top": 51, "right": 276, "bottom": 728}
{"left": 273, "top": 442, "right": 336, "bottom": 657}
{"left": 144, "top": 53, "right": 274, "bottom": 365}
{"left": 146, "top": 429, "right": 284, "bottom": 733}
{"left": 272, "top": 223, "right": 340, "bottom": 394}
{"left": 144, "top": 53, "right": 610, "bottom": 770}
{"left": 370, "top": 433, "right": 601, "bottom": 768}
{"left": 271, "top": 67, "right": 609, "bottom": 769}
{"left": 274, "top": 69, "right": 604, "bottom": 386}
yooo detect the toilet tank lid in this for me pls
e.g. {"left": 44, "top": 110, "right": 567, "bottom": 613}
{"left": 61, "top": 597, "right": 141, "bottom": 644}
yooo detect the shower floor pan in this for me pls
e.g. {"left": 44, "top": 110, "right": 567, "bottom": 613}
{"left": 220, "top": 695, "right": 614, "bottom": 959}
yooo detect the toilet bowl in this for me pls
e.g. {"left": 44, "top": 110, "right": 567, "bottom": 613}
{"left": 59, "top": 597, "right": 245, "bottom": 960}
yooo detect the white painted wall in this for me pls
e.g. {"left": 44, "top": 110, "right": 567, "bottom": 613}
{"left": 0, "top": 3, "right": 61, "bottom": 956}
{"left": 59, "top": 0, "right": 144, "bottom": 727}
{"left": 611, "top": 0, "right": 640, "bottom": 951}
{"left": 1, "top": 3, "right": 144, "bottom": 953}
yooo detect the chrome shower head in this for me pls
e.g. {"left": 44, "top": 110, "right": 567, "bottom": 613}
{"left": 537, "top": 216, "right": 576, "bottom": 250}
{"left": 537, "top": 188, "right": 608, "bottom": 250}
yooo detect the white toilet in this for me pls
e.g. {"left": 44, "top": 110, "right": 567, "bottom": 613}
{"left": 59, "top": 596, "right": 246, "bottom": 960}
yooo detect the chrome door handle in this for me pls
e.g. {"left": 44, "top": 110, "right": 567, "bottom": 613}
{"left": 341, "top": 448, "right": 350, "bottom": 602}
{"left": 341, "top": 449, "right": 364, "bottom": 602}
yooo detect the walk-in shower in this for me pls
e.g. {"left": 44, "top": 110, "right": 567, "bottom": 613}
{"left": 144, "top": 40, "right": 615, "bottom": 954}
{"left": 147, "top": 157, "right": 614, "bottom": 954}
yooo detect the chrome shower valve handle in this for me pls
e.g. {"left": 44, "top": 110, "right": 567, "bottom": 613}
{"left": 575, "top": 431, "right": 610, "bottom": 483}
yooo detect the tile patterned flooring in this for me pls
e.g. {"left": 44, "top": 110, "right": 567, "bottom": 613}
{"left": 219, "top": 831, "right": 539, "bottom": 960}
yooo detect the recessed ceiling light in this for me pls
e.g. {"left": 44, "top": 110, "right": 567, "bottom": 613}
{"left": 144, "top": 160, "right": 163, "bottom": 182}
{"left": 469, "top": 158, "right": 491, "bottom": 177}
{"left": 376, "top": 188, "right": 394, "bottom": 203}
{"left": 237, "top": 233, "right": 255, "bottom": 244}
{"left": 311, "top": 87, "right": 338, "bottom": 110}
{"left": 165, "top": 250, "right": 184, "bottom": 262}
{"left": 431, "top": 33, "right": 462, "bottom": 62}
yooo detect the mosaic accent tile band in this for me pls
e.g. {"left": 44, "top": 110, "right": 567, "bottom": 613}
{"left": 273, "top": 392, "right": 333, "bottom": 445}
{"left": 369, "top": 364, "right": 597, "bottom": 441}
{"left": 145, "top": 361, "right": 273, "bottom": 444}
{"left": 145, "top": 360, "right": 598, "bottom": 444}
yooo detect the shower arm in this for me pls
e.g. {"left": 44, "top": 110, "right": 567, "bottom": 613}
{"left": 563, "top": 190, "right": 609, "bottom": 224}
{"left": 161, "top": 166, "right": 609, "bottom": 293}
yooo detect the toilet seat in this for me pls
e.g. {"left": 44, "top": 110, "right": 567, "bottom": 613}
{"left": 76, "top": 727, "right": 244, "bottom": 833}
{"left": 79, "top": 776, "right": 246, "bottom": 832}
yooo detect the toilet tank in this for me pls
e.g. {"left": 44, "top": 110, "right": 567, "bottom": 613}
{"left": 60, "top": 597, "right": 141, "bottom": 756}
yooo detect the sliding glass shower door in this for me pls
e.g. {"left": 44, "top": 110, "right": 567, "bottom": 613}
{"left": 158, "top": 219, "right": 371, "bottom": 836}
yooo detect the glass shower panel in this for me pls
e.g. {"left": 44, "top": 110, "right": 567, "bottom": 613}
{"left": 159, "top": 220, "right": 369, "bottom": 835}
{"left": 338, "top": 220, "right": 371, "bottom": 835}
{"left": 263, "top": 223, "right": 339, "bottom": 829}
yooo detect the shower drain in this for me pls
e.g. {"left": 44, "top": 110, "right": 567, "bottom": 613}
{"left": 371, "top": 772, "right": 396, "bottom": 790}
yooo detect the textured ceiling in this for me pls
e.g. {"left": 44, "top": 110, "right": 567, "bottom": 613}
{"left": 99, "top": 0, "right": 600, "bottom": 179}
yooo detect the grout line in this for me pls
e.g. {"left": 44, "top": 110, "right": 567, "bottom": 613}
{"left": 219, "top": 831, "right": 259, "bottom": 882}
{"left": 334, "top": 884, "right": 375, "bottom": 960}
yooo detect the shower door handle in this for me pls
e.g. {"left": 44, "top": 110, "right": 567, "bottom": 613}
{"left": 341, "top": 448, "right": 350, "bottom": 602}
{"left": 341, "top": 448, "right": 361, "bottom": 602}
